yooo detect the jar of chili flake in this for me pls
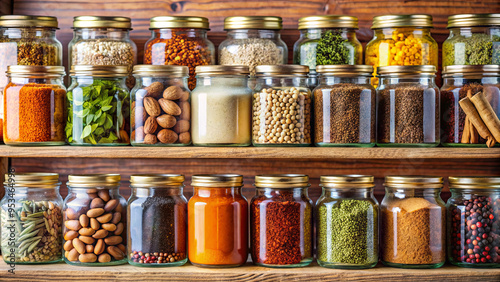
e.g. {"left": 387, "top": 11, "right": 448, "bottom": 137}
{"left": 447, "top": 176, "right": 500, "bottom": 268}
{"left": 144, "top": 16, "right": 215, "bottom": 90}
{"left": 250, "top": 174, "right": 313, "bottom": 268}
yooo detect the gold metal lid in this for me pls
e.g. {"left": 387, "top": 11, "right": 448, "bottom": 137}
{"left": 255, "top": 65, "right": 309, "bottom": 76}
{"left": 130, "top": 174, "right": 185, "bottom": 187}
{"left": 195, "top": 65, "right": 250, "bottom": 76}
{"left": 449, "top": 176, "right": 500, "bottom": 189}
{"left": 377, "top": 65, "right": 436, "bottom": 76}
{"left": 6, "top": 66, "right": 66, "bottom": 78}
{"left": 73, "top": 16, "right": 132, "bottom": 29}
{"left": 442, "top": 65, "right": 500, "bottom": 78}
{"left": 371, "top": 14, "right": 433, "bottom": 29}
{"left": 448, "top": 14, "right": 500, "bottom": 28}
{"left": 254, "top": 174, "right": 309, "bottom": 188}
{"left": 224, "top": 16, "right": 282, "bottom": 30}
{"left": 0, "top": 15, "right": 58, "bottom": 28}
{"left": 384, "top": 176, "right": 443, "bottom": 189}
{"left": 316, "top": 65, "right": 373, "bottom": 76}
{"left": 298, "top": 15, "right": 358, "bottom": 30}
{"left": 150, "top": 16, "right": 209, "bottom": 29}
{"left": 3, "top": 173, "right": 60, "bottom": 187}
{"left": 70, "top": 65, "right": 129, "bottom": 77}
{"left": 191, "top": 174, "right": 243, "bottom": 188}
{"left": 67, "top": 174, "right": 121, "bottom": 187}
{"left": 320, "top": 175, "right": 374, "bottom": 189}
{"left": 133, "top": 65, "right": 189, "bottom": 77}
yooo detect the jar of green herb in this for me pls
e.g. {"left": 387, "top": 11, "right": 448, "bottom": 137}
{"left": 315, "top": 175, "right": 378, "bottom": 269}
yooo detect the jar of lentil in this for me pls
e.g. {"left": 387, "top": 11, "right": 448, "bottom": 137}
{"left": 130, "top": 65, "right": 191, "bottom": 146}
{"left": 4, "top": 66, "right": 66, "bottom": 145}
{"left": 447, "top": 176, "right": 500, "bottom": 268}
{"left": 381, "top": 176, "right": 445, "bottom": 269}
{"left": 144, "top": 16, "right": 215, "bottom": 90}
{"left": 365, "top": 14, "right": 438, "bottom": 85}
{"left": 313, "top": 65, "right": 375, "bottom": 147}
{"left": 127, "top": 174, "right": 187, "bottom": 267}
{"left": 188, "top": 174, "right": 248, "bottom": 268}
{"left": 316, "top": 175, "right": 378, "bottom": 269}
{"left": 66, "top": 65, "right": 130, "bottom": 146}
{"left": 250, "top": 174, "right": 313, "bottom": 268}
{"left": 441, "top": 65, "right": 500, "bottom": 147}
{"left": 69, "top": 16, "right": 137, "bottom": 89}
{"left": 1, "top": 173, "right": 63, "bottom": 264}
{"left": 293, "top": 15, "right": 363, "bottom": 88}
{"left": 252, "top": 65, "right": 312, "bottom": 146}
{"left": 376, "top": 65, "right": 440, "bottom": 147}
{"left": 63, "top": 174, "right": 127, "bottom": 266}
{"left": 443, "top": 14, "right": 500, "bottom": 67}
{"left": 191, "top": 65, "right": 252, "bottom": 146}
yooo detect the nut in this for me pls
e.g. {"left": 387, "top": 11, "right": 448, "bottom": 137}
{"left": 64, "top": 230, "right": 79, "bottom": 241}
{"left": 87, "top": 208, "right": 105, "bottom": 218}
{"left": 159, "top": 98, "right": 181, "bottom": 116}
{"left": 157, "top": 114, "right": 177, "bottom": 128}
{"left": 145, "top": 81, "right": 164, "bottom": 98}
{"left": 174, "top": 120, "right": 190, "bottom": 133}
{"left": 117, "top": 244, "right": 126, "bottom": 253}
{"left": 79, "top": 253, "right": 97, "bottom": 263}
{"left": 144, "top": 116, "right": 158, "bottom": 134}
{"left": 79, "top": 227, "right": 96, "bottom": 236}
{"left": 79, "top": 214, "right": 89, "bottom": 228}
{"left": 73, "top": 238, "right": 86, "bottom": 254}
{"left": 65, "top": 220, "right": 81, "bottom": 231}
{"left": 98, "top": 253, "right": 111, "bottom": 263}
{"left": 179, "top": 132, "right": 191, "bottom": 144}
{"left": 114, "top": 222, "right": 124, "bottom": 235}
{"left": 65, "top": 208, "right": 78, "bottom": 220}
{"left": 157, "top": 129, "right": 178, "bottom": 144}
{"left": 104, "top": 199, "right": 119, "bottom": 212}
{"left": 79, "top": 236, "right": 95, "bottom": 245}
{"left": 97, "top": 213, "right": 113, "bottom": 223}
{"left": 179, "top": 90, "right": 190, "bottom": 102}
{"left": 90, "top": 218, "right": 100, "bottom": 230}
{"left": 67, "top": 248, "right": 79, "bottom": 262}
{"left": 179, "top": 101, "right": 190, "bottom": 120}
{"left": 104, "top": 236, "right": 123, "bottom": 245}
{"left": 102, "top": 223, "right": 117, "bottom": 232}
{"left": 86, "top": 244, "right": 94, "bottom": 253}
{"left": 144, "top": 134, "right": 157, "bottom": 144}
{"left": 94, "top": 239, "right": 105, "bottom": 255}
{"left": 115, "top": 204, "right": 123, "bottom": 213}
{"left": 120, "top": 130, "right": 129, "bottom": 144}
{"left": 90, "top": 198, "right": 104, "bottom": 209}
{"left": 144, "top": 97, "right": 161, "bottom": 117}
{"left": 112, "top": 212, "right": 121, "bottom": 225}
{"left": 92, "top": 229, "right": 109, "bottom": 239}
{"left": 134, "top": 126, "right": 145, "bottom": 142}
{"left": 107, "top": 246, "right": 125, "bottom": 260}
{"left": 64, "top": 239, "right": 74, "bottom": 251}
{"left": 98, "top": 190, "right": 110, "bottom": 202}
{"left": 163, "top": 85, "right": 184, "bottom": 100}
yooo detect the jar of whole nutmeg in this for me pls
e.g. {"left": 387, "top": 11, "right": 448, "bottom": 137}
{"left": 63, "top": 174, "right": 127, "bottom": 266}
{"left": 130, "top": 65, "right": 191, "bottom": 146}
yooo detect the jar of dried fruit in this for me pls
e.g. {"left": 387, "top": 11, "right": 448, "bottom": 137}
{"left": 144, "top": 16, "right": 215, "bottom": 90}
{"left": 63, "top": 174, "right": 127, "bottom": 266}
{"left": 130, "top": 65, "right": 191, "bottom": 146}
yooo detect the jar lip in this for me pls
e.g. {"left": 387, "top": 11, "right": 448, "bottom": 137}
{"left": 0, "top": 15, "right": 58, "bottom": 29}
{"left": 73, "top": 16, "right": 132, "bottom": 30}
{"left": 3, "top": 172, "right": 60, "bottom": 187}
{"left": 316, "top": 65, "right": 373, "bottom": 76}
{"left": 70, "top": 65, "right": 129, "bottom": 77}
{"left": 67, "top": 174, "right": 121, "bottom": 187}
{"left": 224, "top": 16, "right": 282, "bottom": 30}
{"left": 447, "top": 13, "right": 500, "bottom": 28}
{"left": 133, "top": 65, "right": 189, "bottom": 77}
{"left": 6, "top": 66, "right": 66, "bottom": 78}
{"left": 320, "top": 175, "right": 374, "bottom": 188}
{"left": 255, "top": 174, "right": 309, "bottom": 188}
{"left": 195, "top": 65, "right": 250, "bottom": 76}
{"left": 149, "top": 16, "right": 209, "bottom": 30}
{"left": 298, "top": 15, "right": 358, "bottom": 30}
{"left": 130, "top": 174, "right": 184, "bottom": 187}
{"left": 255, "top": 65, "right": 309, "bottom": 76}
{"left": 449, "top": 176, "right": 500, "bottom": 189}
{"left": 377, "top": 65, "right": 436, "bottom": 76}
{"left": 384, "top": 175, "right": 443, "bottom": 188}
{"left": 191, "top": 174, "right": 243, "bottom": 187}
{"left": 442, "top": 65, "right": 500, "bottom": 77}
{"left": 371, "top": 14, "right": 433, "bottom": 29}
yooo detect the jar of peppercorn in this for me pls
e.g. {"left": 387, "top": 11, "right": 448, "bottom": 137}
{"left": 447, "top": 176, "right": 500, "bottom": 268}
{"left": 144, "top": 16, "right": 215, "bottom": 90}
{"left": 250, "top": 174, "right": 313, "bottom": 268}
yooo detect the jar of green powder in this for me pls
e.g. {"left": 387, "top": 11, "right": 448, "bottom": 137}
{"left": 315, "top": 175, "right": 379, "bottom": 269}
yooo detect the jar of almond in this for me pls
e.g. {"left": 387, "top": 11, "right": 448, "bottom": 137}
{"left": 130, "top": 65, "right": 191, "bottom": 146}
{"left": 252, "top": 65, "right": 312, "bottom": 146}
{"left": 62, "top": 174, "right": 127, "bottom": 266}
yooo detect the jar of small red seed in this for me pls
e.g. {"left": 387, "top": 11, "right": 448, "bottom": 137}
{"left": 447, "top": 176, "right": 500, "bottom": 268}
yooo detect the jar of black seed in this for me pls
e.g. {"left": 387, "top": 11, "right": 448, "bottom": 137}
{"left": 447, "top": 176, "right": 500, "bottom": 268}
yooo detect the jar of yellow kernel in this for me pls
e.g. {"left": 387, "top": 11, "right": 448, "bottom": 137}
{"left": 365, "top": 15, "right": 438, "bottom": 85}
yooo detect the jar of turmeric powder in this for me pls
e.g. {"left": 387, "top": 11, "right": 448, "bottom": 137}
{"left": 365, "top": 15, "right": 438, "bottom": 85}
{"left": 188, "top": 174, "right": 248, "bottom": 267}
{"left": 4, "top": 66, "right": 66, "bottom": 145}
{"left": 144, "top": 16, "right": 215, "bottom": 90}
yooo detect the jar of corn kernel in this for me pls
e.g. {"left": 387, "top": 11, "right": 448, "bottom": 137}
{"left": 365, "top": 15, "right": 438, "bottom": 86}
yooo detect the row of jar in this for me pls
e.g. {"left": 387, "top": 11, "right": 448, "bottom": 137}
{"left": 2, "top": 173, "right": 500, "bottom": 269}
{"left": 3, "top": 63, "right": 500, "bottom": 147}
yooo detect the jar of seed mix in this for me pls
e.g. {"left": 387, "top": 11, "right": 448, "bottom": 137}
{"left": 128, "top": 174, "right": 187, "bottom": 267}
{"left": 316, "top": 175, "right": 378, "bottom": 269}
{"left": 219, "top": 16, "right": 287, "bottom": 77}
{"left": 69, "top": 16, "right": 137, "bottom": 89}
{"left": 441, "top": 65, "right": 500, "bottom": 147}
{"left": 443, "top": 14, "right": 500, "bottom": 67}
{"left": 252, "top": 65, "right": 312, "bottom": 146}
{"left": 4, "top": 66, "right": 66, "bottom": 146}
{"left": 447, "top": 176, "right": 500, "bottom": 268}
{"left": 66, "top": 65, "right": 130, "bottom": 146}
{"left": 191, "top": 65, "right": 252, "bottom": 146}
{"left": 188, "top": 174, "right": 248, "bottom": 268}
{"left": 1, "top": 173, "right": 63, "bottom": 264}
{"left": 144, "top": 16, "right": 215, "bottom": 90}
{"left": 376, "top": 65, "right": 440, "bottom": 147}
{"left": 381, "top": 176, "right": 446, "bottom": 269}
{"left": 313, "top": 65, "right": 375, "bottom": 147}
{"left": 130, "top": 65, "right": 191, "bottom": 146}
{"left": 250, "top": 174, "right": 313, "bottom": 268}
{"left": 365, "top": 14, "right": 438, "bottom": 85}
{"left": 63, "top": 174, "right": 127, "bottom": 266}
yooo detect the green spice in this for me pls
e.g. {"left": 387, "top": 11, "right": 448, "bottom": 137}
{"left": 443, "top": 33, "right": 500, "bottom": 66}
{"left": 316, "top": 30, "right": 354, "bottom": 65}
{"left": 296, "top": 42, "right": 318, "bottom": 70}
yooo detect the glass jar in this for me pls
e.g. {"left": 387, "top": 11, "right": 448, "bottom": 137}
{"left": 69, "top": 16, "right": 137, "bottom": 89}
{"left": 316, "top": 175, "right": 379, "bottom": 269}
{"left": 63, "top": 174, "right": 127, "bottom": 266}
{"left": 365, "top": 15, "right": 438, "bottom": 85}
{"left": 293, "top": 15, "right": 363, "bottom": 88}
{"left": 127, "top": 174, "right": 187, "bottom": 267}
{"left": 1, "top": 173, "right": 63, "bottom": 264}
{"left": 66, "top": 65, "right": 130, "bottom": 146}
{"left": 188, "top": 174, "right": 248, "bottom": 268}
{"left": 376, "top": 65, "right": 440, "bottom": 147}
{"left": 252, "top": 65, "right": 312, "bottom": 146}
{"left": 443, "top": 14, "right": 500, "bottom": 67}
{"left": 219, "top": 16, "right": 287, "bottom": 77}
{"left": 313, "top": 65, "right": 376, "bottom": 147}
{"left": 381, "top": 176, "right": 446, "bottom": 269}
{"left": 191, "top": 65, "right": 252, "bottom": 146}
{"left": 447, "top": 176, "right": 500, "bottom": 268}
{"left": 130, "top": 65, "right": 191, "bottom": 146}
{"left": 144, "top": 16, "right": 215, "bottom": 90}
{"left": 441, "top": 65, "right": 500, "bottom": 147}
{"left": 250, "top": 174, "right": 313, "bottom": 268}
{"left": 4, "top": 66, "right": 66, "bottom": 145}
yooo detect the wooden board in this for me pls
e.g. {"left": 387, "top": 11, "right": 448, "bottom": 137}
{"left": 0, "top": 0, "right": 11, "bottom": 15}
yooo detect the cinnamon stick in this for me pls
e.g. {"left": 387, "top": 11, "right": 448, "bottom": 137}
{"left": 470, "top": 92, "right": 500, "bottom": 143}
{"left": 459, "top": 97, "right": 496, "bottom": 147}
{"left": 466, "top": 90, "right": 479, "bottom": 143}
{"left": 461, "top": 117, "right": 471, "bottom": 143}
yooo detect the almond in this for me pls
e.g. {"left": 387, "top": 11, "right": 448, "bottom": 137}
{"left": 163, "top": 85, "right": 183, "bottom": 100}
{"left": 98, "top": 253, "right": 111, "bottom": 263}
{"left": 143, "top": 134, "right": 157, "bottom": 144}
{"left": 145, "top": 81, "right": 164, "bottom": 98}
{"left": 90, "top": 218, "right": 100, "bottom": 230}
{"left": 144, "top": 116, "right": 158, "bottom": 134}
{"left": 157, "top": 129, "right": 178, "bottom": 144}
{"left": 79, "top": 253, "right": 97, "bottom": 263}
{"left": 156, "top": 114, "right": 176, "bottom": 128}
{"left": 179, "top": 101, "right": 190, "bottom": 120}
{"left": 159, "top": 98, "right": 181, "bottom": 116}
{"left": 144, "top": 97, "right": 161, "bottom": 117}
{"left": 79, "top": 236, "right": 95, "bottom": 245}
{"left": 117, "top": 244, "right": 126, "bottom": 253}
{"left": 87, "top": 208, "right": 105, "bottom": 218}
{"left": 102, "top": 223, "right": 117, "bottom": 232}
{"left": 98, "top": 190, "right": 110, "bottom": 202}
{"left": 90, "top": 198, "right": 104, "bottom": 209}
{"left": 104, "top": 236, "right": 123, "bottom": 245}
{"left": 65, "top": 220, "right": 81, "bottom": 231}
{"left": 65, "top": 208, "right": 78, "bottom": 220}
{"left": 73, "top": 238, "right": 86, "bottom": 254}
{"left": 94, "top": 239, "right": 105, "bottom": 255}
{"left": 97, "top": 213, "right": 113, "bottom": 223}
{"left": 134, "top": 126, "right": 145, "bottom": 142}
{"left": 86, "top": 244, "right": 94, "bottom": 253}
{"left": 179, "top": 132, "right": 191, "bottom": 144}
{"left": 79, "top": 227, "right": 96, "bottom": 236}
{"left": 173, "top": 120, "right": 190, "bottom": 133}
{"left": 68, "top": 248, "right": 79, "bottom": 262}
{"left": 79, "top": 214, "right": 90, "bottom": 228}
{"left": 64, "top": 230, "right": 79, "bottom": 241}
{"left": 104, "top": 199, "right": 119, "bottom": 212}
{"left": 114, "top": 222, "right": 124, "bottom": 235}
{"left": 92, "top": 229, "right": 109, "bottom": 239}
{"left": 179, "top": 90, "right": 190, "bottom": 102}
{"left": 115, "top": 204, "right": 123, "bottom": 213}
{"left": 64, "top": 239, "right": 74, "bottom": 251}
{"left": 107, "top": 246, "right": 125, "bottom": 260}
{"left": 120, "top": 130, "right": 129, "bottom": 144}
{"left": 112, "top": 212, "right": 121, "bottom": 225}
